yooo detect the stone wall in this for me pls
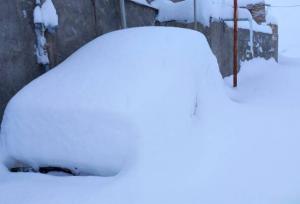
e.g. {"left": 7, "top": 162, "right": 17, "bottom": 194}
{"left": 0, "top": 0, "right": 157, "bottom": 121}
{"left": 245, "top": 2, "right": 266, "bottom": 24}
{"left": 158, "top": 20, "right": 278, "bottom": 77}
{"left": 209, "top": 21, "right": 278, "bottom": 76}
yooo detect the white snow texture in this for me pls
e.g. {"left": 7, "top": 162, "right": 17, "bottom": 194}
{"left": 34, "top": 0, "right": 58, "bottom": 28}
{"left": 1, "top": 27, "right": 225, "bottom": 176}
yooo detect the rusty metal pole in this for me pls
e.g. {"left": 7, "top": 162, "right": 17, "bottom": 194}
{"left": 233, "top": 0, "right": 238, "bottom": 87}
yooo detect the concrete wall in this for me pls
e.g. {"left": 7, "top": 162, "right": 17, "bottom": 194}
{"left": 47, "top": 0, "right": 97, "bottom": 67}
{"left": 0, "top": 0, "right": 42, "bottom": 121}
{"left": 0, "top": 0, "right": 157, "bottom": 121}
{"left": 48, "top": 0, "right": 157, "bottom": 68}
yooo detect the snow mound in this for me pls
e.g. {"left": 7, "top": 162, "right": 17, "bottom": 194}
{"left": 130, "top": 0, "right": 154, "bottom": 8}
{"left": 0, "top": 27, "right": 226, "bottom": 176}
{"left": 41, "top": 0, "right": 58, "bottom": 28}
{"left": 152, "top": 0, "right": 212, "bottom": 25}
{"left": 34, "top": 0, "right": 58, "bottom": 28}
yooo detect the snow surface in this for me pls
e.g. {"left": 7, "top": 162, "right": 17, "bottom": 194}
{"left": 34, "top": 0, "right": 58, "bottom": 28}
{"left": 152, "top": 0, "right": 272, "bottom": 33}
{"left": 238, "top": 0, "right": 264, "bottom": 6}
{"left": 266, "top": 0, "right": 300, "bottom": 58}
{"left": 0, "top": 150, "right": 6, "bottom": 174}
{"left": 1, "top": 22, "right": 300, "bottom": 204}
{"left": 1, "top": 27, "right": 225, "bottom": 176}
{"left": 33, "top": 6, "right": 43, "bottom": 24}
{"left": 130, "top": 0, "right": 155, "bottom": 8}
{"left": 1, "top": 51, "right": 300, "bottom": 204}
{"left": 152, "top": 0, "right": 222, "bottom": 25}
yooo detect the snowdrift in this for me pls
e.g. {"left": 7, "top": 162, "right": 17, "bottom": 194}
{"left": 0, "top": 27, "right": 226, "bottom": 176}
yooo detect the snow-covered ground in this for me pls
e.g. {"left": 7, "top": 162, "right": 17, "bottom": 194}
{"left": 1, "top": 0, "right": 300, "bottom": 200}
{"left": 267, "top": 0, "right": 300, "bottom": 58}
{"left": 1, "top": 27, "right": 224, "bottom": 177}
{"left": 0, "top": 26, "right": 300, "bottom": 203}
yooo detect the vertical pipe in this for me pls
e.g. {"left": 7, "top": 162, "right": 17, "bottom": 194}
{"left": 120, "top": 0, "right": 127, "bottom": 29}
{"left": 233, "top": 0, "right": 238, "bottom": 87}
{"left": 194, "top": 0, "right": 197, "bottom": 30}
{"left": 91, "top": 0, "right": 98, "bottom": 35}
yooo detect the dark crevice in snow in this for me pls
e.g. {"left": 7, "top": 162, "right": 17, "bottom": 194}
{"left": 10, "top": 166, "right": 78, "bottom": 176}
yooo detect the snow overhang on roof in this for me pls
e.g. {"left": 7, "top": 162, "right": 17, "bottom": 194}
{"left": 129, "top": 0, "right": 158, "bottom": 10}
{"left": 238, "top": 0, "right": 265, "bottom": 7}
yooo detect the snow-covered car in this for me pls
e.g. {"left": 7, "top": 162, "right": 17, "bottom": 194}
{"left": 0, "top": 27, "right": 225, "bottom": 176}
{"left": 1, "top": 24, "right": 300, "bottom": 204}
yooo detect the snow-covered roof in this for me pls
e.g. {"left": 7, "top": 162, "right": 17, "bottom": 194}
{"left": 238, "top": 0, "right": 265, "bottom": 6}
{"left": 130, "top": 0, "right": 158, "bottom": 9}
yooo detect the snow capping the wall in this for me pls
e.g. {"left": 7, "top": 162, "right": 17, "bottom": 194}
{"left": 152, "top": 0, "right": 272, "bottom": 33}
{"left": 130, "top": 0, "right": 155, "bottom": 8}
{"left": 0, "top": 27, "right": 227, "bottom": 176}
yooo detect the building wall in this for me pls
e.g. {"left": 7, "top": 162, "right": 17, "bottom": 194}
{"left": 209, "top": 21, "right": 278, "bottom": 77}
{"left": 158, "top": 20, "right": 278, "bottom": 77}
{"left": 245, "top": 2, "right": 266, "bottom": 24}
{"left": 0, "top": 0, "right": 42, "bottom": 121}
{"left": 0, "top": 0, "right": 157, "bottom": 121}
{"left": 0, "top": 0, "right": 277, "bottom": 122}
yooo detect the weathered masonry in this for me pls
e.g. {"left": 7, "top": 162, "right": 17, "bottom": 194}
{"left": 0, "top": 0, "right": 278, "bottom": 121}
{"left": 156, "top": 0, "right": 278, "bottom": 76}
{"left": 0, "top": 0, "right": 157, "bottom": 121}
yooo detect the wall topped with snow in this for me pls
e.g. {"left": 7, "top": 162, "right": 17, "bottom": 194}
{"left": 158, "top": 19, "right": 277, "bottom": 77}
{"left": 238, "top": 0, "right": 265, "bottom": 6}
{"left": 153, "top": 0, "right": 277, "bottom": 76}
{"left": 0, "top": 0, "right": 43, "bottom": 124}
{"left": 152, "top": 0, "right": 271, "bottom": 31}
{"left": 0, "top": 0, "right": 277, "bottom": 122}
{"left": 0, "top": 27, "right": 225, "bottom": 176}
{"left": 0, "top": 0, "right": 157, "bottom": 122}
